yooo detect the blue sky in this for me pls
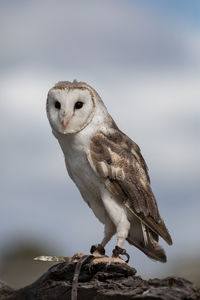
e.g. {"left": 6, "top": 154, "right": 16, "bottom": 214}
{"left": 138, "top": 0, "right": 200, "bottom": 25}
{"left": 0, "top": 0, "right": 200, "bottom": 283}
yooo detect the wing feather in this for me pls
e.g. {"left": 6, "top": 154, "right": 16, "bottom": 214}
{"left": 89, "top": 129, "right": 172, "bottom": 245}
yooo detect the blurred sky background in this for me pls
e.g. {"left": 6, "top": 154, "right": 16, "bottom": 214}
{"left": 0, "top": 0, "right": 200, "bottom": 288}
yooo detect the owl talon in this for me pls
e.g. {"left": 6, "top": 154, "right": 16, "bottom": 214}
{"left": 112, "top": 245, "right": 130, "bottom": 263}
{"left": 90, "top": 244, "right": 105, "bottom": 255}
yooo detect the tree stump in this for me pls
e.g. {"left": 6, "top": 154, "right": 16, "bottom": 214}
{"left": 0, "top": 255, "right": 199, "bottom": 300}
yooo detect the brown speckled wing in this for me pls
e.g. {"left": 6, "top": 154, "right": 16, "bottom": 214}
{"left": 89, "top": 129, "right": 172, "bottom": 245}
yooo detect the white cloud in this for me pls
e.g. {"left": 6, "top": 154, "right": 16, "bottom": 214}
{"left": 1, "top": 67, "right": 199, "bottom": 187}
{"left": 102, "top": 70, "right": 200, "bottom": 184}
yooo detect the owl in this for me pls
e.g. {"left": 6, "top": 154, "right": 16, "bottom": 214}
{"left": 46, "top": 80, "right": 172, "bottom": 263}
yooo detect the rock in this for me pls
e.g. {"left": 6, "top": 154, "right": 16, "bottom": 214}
{"left": 0, "top": 255, "right": 200, "bottom": 300}
{"left": 0, "top": 281, "right": 14, "bottom": 300}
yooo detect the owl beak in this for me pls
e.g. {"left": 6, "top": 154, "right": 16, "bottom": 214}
{"left": 60, "top": 110, "right": 73, "bottom": 133}
{"left": 61, "top": 118, "right": 70, "bottom": 130}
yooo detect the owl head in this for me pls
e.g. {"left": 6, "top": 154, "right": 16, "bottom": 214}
{"left": 46, "top": 80, "right": 107, "bottom": 135}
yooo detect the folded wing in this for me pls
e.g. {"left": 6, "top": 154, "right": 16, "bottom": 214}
{"left": 88, "top": 128, "right": 172, "bottom": 246}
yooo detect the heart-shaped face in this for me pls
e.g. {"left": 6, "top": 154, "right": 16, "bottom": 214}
{"left": 47, "top": 85, "right": 95, "bottom": 134}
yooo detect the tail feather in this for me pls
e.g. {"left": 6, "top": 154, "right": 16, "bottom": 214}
{"left": 127, "top": 219, "right": 167, "bottom": 263}
{"left": 127, "top": 237, "right": 167, "bottom": 262}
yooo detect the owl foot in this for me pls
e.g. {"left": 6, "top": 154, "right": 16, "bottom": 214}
{"left": 112, "top": 245, "right": 130, "bottom": 263}
{"left": 90, "top": 244, "right": 105, "bottom": 255}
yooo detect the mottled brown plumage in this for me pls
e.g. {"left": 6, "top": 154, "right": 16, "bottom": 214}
{"left": 90, "top": 128, "right": 172, "bottom": 261}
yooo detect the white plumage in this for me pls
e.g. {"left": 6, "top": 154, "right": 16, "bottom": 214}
{"left": 46, "top": 80, "right": 172, "bottom": 262}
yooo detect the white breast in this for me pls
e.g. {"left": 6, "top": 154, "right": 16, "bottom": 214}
{"left": 55, "top": 128, "right": 107, "bottom": 224}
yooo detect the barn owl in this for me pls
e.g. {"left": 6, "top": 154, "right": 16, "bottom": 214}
{"left": 46, "top": 80, "right": 172, "bottom": 263}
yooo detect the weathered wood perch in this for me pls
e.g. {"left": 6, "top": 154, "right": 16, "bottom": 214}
{"left": 0, "top": 255, "right": 200, "bottom": 300}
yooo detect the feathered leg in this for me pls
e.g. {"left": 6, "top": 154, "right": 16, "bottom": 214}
{"left": 112, "top": 237, "right": 130, "bottom": 262}
{"left": 90, "top": 216, "right": 116, "bottom": 255}
{"left": 101, "top": 190, "right": 131, "bottom": 262}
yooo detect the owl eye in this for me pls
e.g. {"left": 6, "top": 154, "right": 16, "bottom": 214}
{"left": 55, "top": 101, "right": 61, "bottom": 109}
{"left": 74, "top": 101, "right": 83, "bottom": 109}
